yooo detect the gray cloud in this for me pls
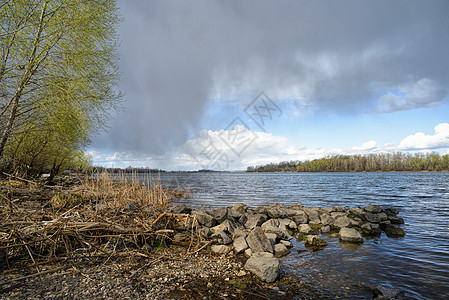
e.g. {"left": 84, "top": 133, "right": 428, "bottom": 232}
{"left": 94, "top": 0, "right": 449, "bottom": 154}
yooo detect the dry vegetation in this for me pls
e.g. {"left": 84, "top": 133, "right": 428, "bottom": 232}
{"left": 0, "top": 172, "right": 191, "bottom": 271}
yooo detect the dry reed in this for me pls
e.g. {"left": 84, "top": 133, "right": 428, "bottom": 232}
{"left": 0, "top": 171, "right": 190, "bottom": 270}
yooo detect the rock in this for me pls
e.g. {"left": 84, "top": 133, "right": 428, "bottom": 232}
{"left": 364, "top": 212, "right": 382, "bottom": 223}
{"left": 233, "top": 236, "right": 249, "bottom": 253}
{"left": 238, "top": 213, "right": 248, "bottom": 225}
{"left": 339, "top": 227, "right": 364, "bottom": 243}
{"left": 379, "top": 220, "right": 391, "bottom": 231}
{"left": 245, "top": 214, "right": 267, "bottom": 230}
{"left": 264, "top": 233, "right": 277, "bottom": 247}
{"left": 320, "top": 225, "right": 331, "bottom": 233}
{"left": 365, "top": 205, "right": 382, "bottom": 214}
{"left": 173, "top": 233, "right": 189, "bottom": 242}
{"left": 261, "top": 219, "right": 293, "bottom": 240}
{"left": 170, "top": 205, "right": 192, "bottom": 214}
{"left": 361, "top": 223, "right": 381, "bottom": 236}
{"left": 274, "top": 243, "right": 290, "bottom": 257}
{"left": 194, "top": 211, "right": 217, "bottom": 228}
{"left": 246, "top": 227, "right": 273, "bottom": 253}
{"left": 280, "top": 240, "right": 293, "bottom": 248}
{"left": 244, "top": 248, "right": 253, "bottom": 258}
{"left": 330, "top": 212, "right": 346, "bottom": 219}
{"left": 232, "top": 203, "right": 247, "bottom": 214}
{"left": 291, "top": 211, "right": 308, "bottom": 224}
{"left": 211, "top": 230, "right": 232, "bottom": 245}
{"left": 319, "top": 213, "right": 335, "bottom": 226}
{"left": 210, "top": 208, "right": 228, "bottom": 223}
{"left": 303, "top": 208, "right": 321, "bottom": 224}
{"left": 211, "top": 245, "right": 232, "bottom": 255}
{"left": 372, "top": 284, "right": 405, "bottom": 300}
{"left": 377, "top": 212, "right": 389, "bottom": 222}
{"left": 228, "top": 208, "right": 243, "bottom": 219}
{"left": 321, "top": 207, "right": 335, "bottom": 214}
{"left": 384, "top": 224, "right": 405, "bottom": 237}
{"left": 279, "top": 218, "right": 297, "bottom": 230}
{"left": 384, "top": 208, "right": 399, "bottom": 216}
{"left": 299, "top": 224, "right": 314, "bottom": 235}
{"left": 388, "top": 216, "right": 405, "bottom": 224}
{"left": 267, "top": 205, "right": 289, "bottom": 219}
{"left": 348, "top": 207, "right": 365, "bottom": 220}
{"left": 333, "top": 216, "right": 352, "bottom": 228}
{"left": 244, "top": 252, "right": 280, "bottom": 283}
{"left": 199, "top": 227, "right": 212, "bottom": 239}
{"left": 304, "top": 235, "right": 328, "bottom": 248}
{"left": 232, "top": 228, "right": 247, "bottom": 239}
{"left": 211, "top": 219, "right": 236, "bottom": 234}
{"left": 289, "top": 203, "right": 303, "bottom": 210}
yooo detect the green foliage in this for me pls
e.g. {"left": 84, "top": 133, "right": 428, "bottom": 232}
{"left": 0, "top": 0, "right": 121, "bottom": 176}
{"left": 247, "top": 152, "right": 449, "bottom": 173}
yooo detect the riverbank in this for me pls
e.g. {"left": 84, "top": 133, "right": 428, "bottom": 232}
{"left": 0, "top": 175, "right": 407, "bottom": 299}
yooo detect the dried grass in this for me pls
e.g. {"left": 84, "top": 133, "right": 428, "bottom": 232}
{"left": 0, "top": 171, "right": 191, "bottom": 270}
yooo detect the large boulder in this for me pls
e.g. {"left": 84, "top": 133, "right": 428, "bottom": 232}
{"left": 319, "top": 213, "right": 335, "bottom": 226}
{"left": 304, "top": 235, "right": 328, "bottom": 248}
{"left": 261, "top": 219, "right": 293, "bottom": 240}
{"left": 372, "top": 284, "right": 405, "bottom": 300}
{"left": 333, "top": 216, "right": 353, "bottom": 228}
{"left": 291, "top": 210, "right": 308, "bottom": 225}
{"left": 211, "top": 245, "right": 232, "bottom": 255}
{"left": 339, "top": 227, "right": 364, "bottom": 243}
{"left": 244, "top": 252, "right": 280, "bottom": 283}
{"left": 348, "top": 207, "right": 366, "bottom": 221}
{"left": 384, "top": 224, "right": 405, "bottom": 237}
{"left": 246, "top": 227, "right": 274, "bottom": 253}
{"left": 211, "top": 219, "right": 237, "bottom": 234}
{"left": 210, "top": 207, "right": 228, "bottom": 223}
{"left": 193, "top": 211, "right": 216, "bottom": 228}
{"left": 299, "top": 224, "right": 314, "bottom": 235}
{"left": 361, "top": 223, "right": 381, "bottom": 236}
{"left": 279, "top": 218, "right": 297, "bottom": 230}
{"left": 228, "top": 208, "right": 243, "bottom": 219}
{"left": 245, "top": 214, "right": 267, "bottom": 230}
{"left": 233, "top": 236, "right": 249, "bottom": 253}
{"left": 267, "top": 205, "right": 289, "bottom": 219}
{"left": 303, "top": 208, "right": 321, "bottom": 224}
{"left": 232, "top": 203, "right": 247, "bottom": 214}
{"left": 274, "top": 243, "right": 290, "bottom": 257}
{"left": 364, "top": 212, "right": 382, "bottom": 223}
{"left": 365, "top": 205, "right": 382, "bottom": 214}
{"left": 211, "top": 230, "right": 232, "bottom": 245}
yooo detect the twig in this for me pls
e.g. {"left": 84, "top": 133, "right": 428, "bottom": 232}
{"left": 151, "top": 211, "right": 167, "bottom": 227}
{"left": 186, "top": 240, "right": 212, "bottom": 256}
{"left": 0, "top": 265, "right": 68, "bottom": 284}
{"left": 1, "top": 172, "right": 40, "bottom": 186}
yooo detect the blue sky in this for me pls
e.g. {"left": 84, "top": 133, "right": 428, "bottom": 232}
{"left": 89, "top": 0, "right": 449, "bottom": 170}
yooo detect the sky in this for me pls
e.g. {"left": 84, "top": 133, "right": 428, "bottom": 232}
{"left": 90, "top": 0, "right": 449, "bottom": 170}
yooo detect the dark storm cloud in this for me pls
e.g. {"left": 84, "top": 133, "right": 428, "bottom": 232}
{"left": 95, "top": 0, "right": 449, "bottom": 153}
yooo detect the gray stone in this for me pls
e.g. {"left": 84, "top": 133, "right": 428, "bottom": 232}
{"left": 244, "top": 248, "right": 253, "bottom": 258}
{"left": 232, "top": 203, "right": 247, "bottom": 214}
{"left": 244, "top": 252, "right": 280, "bottom": 283}
{"left": 194, "top": 211, "right": 216, "bottom": 228}
{"left": 372, "top": 284, "right": 405, "bottom": 300}
{"left": 321, "top": 225, "right": 331, "bottom": 233}
{"left": 334, "top": 206, "right": 345, "bottom": 212}
{"left": 303, "top": 208, "right": 321, "bottom": 224}
{"left": 333, "top": 216, "right": 352, "bottom": 228}
{"left": 210, "top": 207, "right": 228, "bottom": 223}
{"left": 364, "top": 212, "right": 382, "bottom": 223}
{"left": 211, "top": 219, "right": 236, "bottom": 234}
{"left": 170, "top": 205, "right": 192, "bottom": 214}
{"left": 361, "top": 223, "right": 381, "bottom": 236}
{"left": 245, "top": 214, "right": 267, "bottom": 230}
{"left": 339, "top": 227, "right": 364, "bottom": 243}
{"left": 280, "top": 240, "right": 293, "bottom": 248}
{"left": 228, "top": 208, "right": 243, "bottom": 219}
{"left": 384, "top": 208, "right": 399, "bottom": 216}
{"left": 289, "top": 203, "right": 303, "bottom": 210}
{"left": 233, "top": 236, "right": 249, "bottom": 253}
{"left": 173, "top": 233, "right": 188, "bottom": 242}
{"left": 274, "top": 243, "right": 290, "bottom": 257}
{"left": 279, "top": 218, "right": 297, "bottom": 230}
{"left": 267, "top": 205, "right": 289, "bottom": 219}
{"left": 319, "top": 213, "right": 335, "bottom": 226}
{"left": 264, "top": 233, "right": 277, "bottom": 247}
{"left": 365, "top": 205, "right": 382, "bottom": 214}
{"left": 389, "top": 216, "right": 404, "bottom": 224}
{"left": 291, "top": 211, "right": 308, "bottom": 224}
{"left": 261, "top": 219, "right": 293, "bottom": 240}
{"left": 199, "top": 227, "right": 212, "bottom": 239}
{"left": 211, "top": 230, "right": 232, "bottom": 245}
{"left": 377, "top": 212, "right": 389, "bottom": 222}
{"left": 379, "top": 220, "right": 392, "bottom": 231}
{"left": 211, "top": 245, "right": 232, "bottom": 255}
{"left": 246, "top": 227, "right": 273, "bottom": 253}
{"left": 232, "top": 228, "right": 247, "bottom": 239}
{"left": 321, "top": 207, "right": 335, "bottom": 214}
{"left": 304, "top": 235, "right": 328, "bottom": 248}
{"left": 330, "top": 212, "right": 346, "bottom": 219}
{"left": 384, "top": 224, "right": 405, "bottom": 237}
{"left": 299, "top": 224, "right": 314, "bottom": 235}
{"left": 348, "top": 207, "right": 366, "bottom": 220}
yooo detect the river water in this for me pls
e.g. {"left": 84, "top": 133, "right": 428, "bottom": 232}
{"left": 154, "top": 172, "right": 449, "bottom": 299}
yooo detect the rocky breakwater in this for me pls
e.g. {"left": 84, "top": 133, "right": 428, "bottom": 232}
{"left": 170, "top": 203, "right": 405, "bottom": 283}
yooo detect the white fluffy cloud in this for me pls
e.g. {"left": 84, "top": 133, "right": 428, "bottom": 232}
{"left": 373, "top": 79, "right": 447, "bottom": 113}
{"left": 397, "top": 123, "right": 449, "bottom": 150}
{"left": 352, "top": 140, "right": 378, "bottom": 151}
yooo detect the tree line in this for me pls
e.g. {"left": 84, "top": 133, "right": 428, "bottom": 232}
{"left": 0, "top": 0, "right": 121, "bottom": 179}
{"left": 246, "top": 152, "right": 449, "bottom": 172}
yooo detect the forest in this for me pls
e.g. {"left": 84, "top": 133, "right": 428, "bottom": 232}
{"left": 246, "top": 152, "right": 449, "bottom": 172}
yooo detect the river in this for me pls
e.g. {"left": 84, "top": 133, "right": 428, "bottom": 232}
{"left": 153, "top": 172, "right": 449, "bottom": 299}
